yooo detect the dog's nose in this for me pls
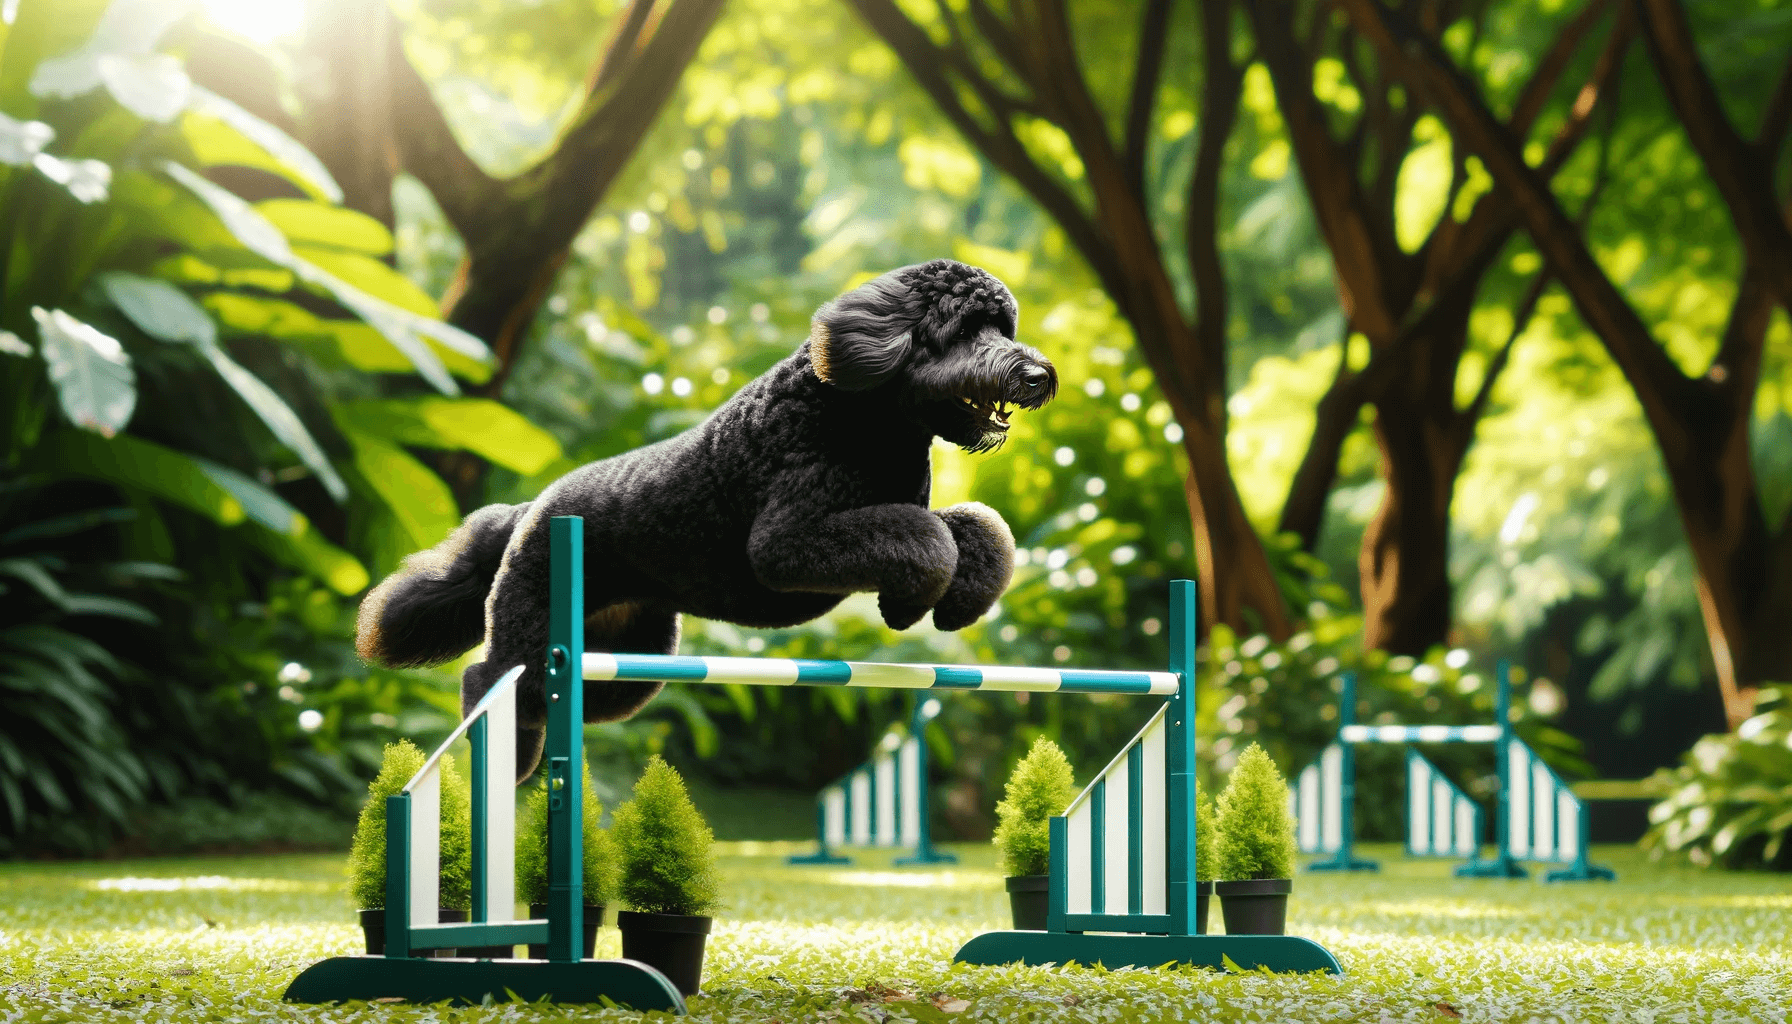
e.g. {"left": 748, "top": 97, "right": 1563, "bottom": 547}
{"left": 1020, "top": 364, "right": 1051, "bottom": 389}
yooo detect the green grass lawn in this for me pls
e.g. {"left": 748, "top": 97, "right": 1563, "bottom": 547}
{"left": 2, "top": 843, "right": 1787, "bottom": 1022}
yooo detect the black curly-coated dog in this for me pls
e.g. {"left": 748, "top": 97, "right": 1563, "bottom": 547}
{"left": 355, "top": 259, "right": 1057, "bottom": 780}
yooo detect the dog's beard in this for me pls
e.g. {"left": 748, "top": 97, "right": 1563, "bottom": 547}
{"left": 959, "top": 429, "right": 1009, "bottom": 455}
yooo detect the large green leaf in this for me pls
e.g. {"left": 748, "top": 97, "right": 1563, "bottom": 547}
{"left": 32, "top": 307, "right": 134, "bottom": 436}
{"left": 294, "top": 248, "right": 437, "bottom": 317}
{"left": 244, "top": 520, "right": 370, "bottom": 596}
{"left": 27, "top": 0, "right": 194, "bottom": 100}
{"left": 187, "top": 86, "right": 342, "bottom": 203}
{"left": 94, "top": 52, "right": 189, "bottom": 122}
{"left": 97, "top": 271, "right": 215, "bottom": 346}
{"left": 27, "top": 430, "right": 244, "bottom": 526}
{"left": 24, "top": 430, "right": 369, "bottom": 592}
{"left": 257, "top": 200, "right": 390, "bottom": 255}
{"left": 200, "top": 293, "right": 491, "bottom": 383}
{"left": 100, "top": 273, "right": 349, "bottom": 501}
{"left": 343, "top": 431, "right": 460, "bottom": 549}
{"left": 333, "top": 397, "right": 563, "bottom": 476}
{"left": 162, "top": 162, "right": 492, "bottom": 395}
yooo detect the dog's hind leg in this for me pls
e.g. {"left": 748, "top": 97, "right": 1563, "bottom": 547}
{"left": 582, "top": 602, "right": 677, "bottom": 722}
{"left": 930, "top": 502, "right": 1016, "bottom": 631}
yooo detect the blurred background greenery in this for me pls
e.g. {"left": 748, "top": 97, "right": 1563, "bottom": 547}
{"left": 1, "top": 0, "right": 1786, "bottom": 869}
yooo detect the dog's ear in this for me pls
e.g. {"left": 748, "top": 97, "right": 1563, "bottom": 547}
{"left": 809, "top": 274, "right": 920, "bottom": 390}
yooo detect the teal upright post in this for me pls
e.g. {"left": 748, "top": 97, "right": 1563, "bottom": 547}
{"left": 545, "top": 516, "right": 587, "bottom": 958}
{"left": 1165, "top": 578, "right": 1199, "bottom": 936}
{"left": 895, "top": 695, "right": 957, "bottom": 866}
{"left": 1457, "top": 661, "right": 1528, "bottom": 879}
{"left": 1307, "top": 672, "right": 1380, "bottom": 873}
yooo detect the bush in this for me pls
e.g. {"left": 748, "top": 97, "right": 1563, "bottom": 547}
{"left": 516, "top": 755, "right": 618, "bottom": 905}
{"left": 347, "top": 741, "right": 472, "bottom": 910}
{"left": 1196, "top": 792, "right": 1217, "bottom": 882}
{"left": 993, "top": 736, "right": 1077, "bottom": 876}
{"left": 610, "top": 756, "right": 719, "bottom": 916}
{"left": 1215, "top": 743, "right": 1296, "bottom": 881}
{"left": 1643, "top": 686, "right": 1792, "bottom": 870}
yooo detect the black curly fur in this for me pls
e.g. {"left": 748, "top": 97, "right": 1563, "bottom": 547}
{"left": 355, "top": 260, "right": 1056, "bottom": 782}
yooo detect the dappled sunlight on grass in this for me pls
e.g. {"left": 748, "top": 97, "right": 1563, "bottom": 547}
{"left": 1, "top": 842, "right": 1787, "bottom": 1021}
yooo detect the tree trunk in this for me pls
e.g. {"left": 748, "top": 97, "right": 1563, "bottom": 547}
{"left": 1180, "top": 414, "right": 1292, "bottom": 639}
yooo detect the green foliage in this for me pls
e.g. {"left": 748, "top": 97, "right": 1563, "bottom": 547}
{"left": 1643, "top": 687, "right": 1792, "bottom": 871}
{"left": 610, "top": 756, "right": 719, "bottom": 916}
{"left": 1215, "top": 743, "right": 1296, "bottom": 882}
{"left": 516, "top": 755, "right": 618, "bottom": 905}
{"left": 1195, "top": 792, "right": 1217, "bottom": 883}
{"left": 992, "top": 737, "right": 1075, "bottom": 877}
{"left": 346, "top": 741, "right": 472, "bottom": 910}
{"left": 347, "top": 741, "right": 424, "bottom": 910}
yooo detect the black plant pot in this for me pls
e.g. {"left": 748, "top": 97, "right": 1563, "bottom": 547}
{"left": 1215, "top": 878, "right": 1291, "bottom": 935}
{"left": 1005, "top": 875, "right": 1050, "bottom": 930}
{"left": 526, "top": 903, "right": 606, "bottom": 960}
{"left": 1195, "top": 880, "right": 1214, "bottom": 935}
{"left": 618, "top": 910, "right": 712, "bottom": 996}
{"left": 358, "top": 908, "right": 466, "bottom": 958}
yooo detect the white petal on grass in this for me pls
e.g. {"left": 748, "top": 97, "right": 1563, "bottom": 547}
{"left": 29, "top": 0, "right": 199, "bottom": 99}
{"left": 188, "top": 86, "right": 342, "bottom": 202}
{"left": 96, "top": 53, "right": 191, "bottom": 122}
{"left": 0, "top": 112, "right": 54, "bottom": 165}
{"left": 99, "top": 273, "right": 347, "bottom": 501}
{"left": 33, "top": 307, "right": 135, "bottom": 436}
{"left": 98, "top": 272, "right": 216, "bottom": 346}
{"left": 0, "top": 330, "right": 30, "bottom": 357}
{"left": 31, "top": 153, "right": 110, "bottom": 203}
{"left": 163, "top": 162, "right": 485, "bottom": 394}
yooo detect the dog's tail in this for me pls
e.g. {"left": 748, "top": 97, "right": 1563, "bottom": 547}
{"left": 355, "top": 502, "right": 530, "bottom": 668}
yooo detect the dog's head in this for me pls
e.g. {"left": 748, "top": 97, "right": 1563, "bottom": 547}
{"left": 807, "top": 259, "right": 1057, "bottom": 452}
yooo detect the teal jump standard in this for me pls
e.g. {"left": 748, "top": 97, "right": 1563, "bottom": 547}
{"left": 286, "top": 516, "right": 1341, "bottom": 1009}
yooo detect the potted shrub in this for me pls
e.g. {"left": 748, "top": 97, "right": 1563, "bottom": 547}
{"left": 1195, "top": 791, "right": 1217, "bottom": 934}
{"left": 992, "top": 736, "right": 1075, "bottom": 930}
{"left": 611, "top": 756, "right": 720, "bottom": 996}
{"left": 1213, "top": 743, "right": 1297, "bottom": 935}
{"left": 517, "top": 753, "right": 618, "bottom": 958}
{"left": 347, "top": 740, "right": 474, "bottom": 957}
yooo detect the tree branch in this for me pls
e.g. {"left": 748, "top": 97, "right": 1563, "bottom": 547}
{"left": 1334, "top": 0, "right": 1698, "bottom": 432}
{"left": 384, "top": 12, "right": 503, "bottom": 238}
{"left": 1507, "top": 0, "right": 1615, "bottom": 139}
{"left": 1634, "top": 0, "right": 1792, "bottom": 308}
{"left": 1757, "top": 48, "right": 1792, "bottom": 165}
{"left": 1125, "top": 0, "right": 1175, "bottom": 198}
{"left": 1187, "top": 0, "right": 1246, "bottom": 401}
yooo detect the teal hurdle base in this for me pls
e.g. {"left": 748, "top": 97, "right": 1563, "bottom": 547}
{"left": 953, "top": 931, "right": 1342, "bottom": 974}
{"left": 1305, "top": 851, "right": 1380, "bottom": 873}
{"left": 894, "top": 845, "right": 957, "bottom": 866}
{"left": 1545, "top": 860, "right": 1615, "bottom": 882}
{"left": 787, "top": 849, "right": 851, "bottom": 865}
{"left": 282, "top": 956, "right": 686, "bottom": 1011}
{"left": 1455, "top": 854, "right": 1528, "bottom": 879}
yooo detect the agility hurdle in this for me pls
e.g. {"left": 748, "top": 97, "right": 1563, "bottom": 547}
{"left": 788, "top": 693, "right": 955, "bottom": 866}
{"left": 288, "top": 518, "right": 1339, "bottom": 1010}
{"left": 1289, "top": 666, "right": 1613, "bottom": 882}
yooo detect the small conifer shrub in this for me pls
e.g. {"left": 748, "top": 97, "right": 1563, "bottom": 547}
{"left": 610, "top": 756, "right": 719, "bottom": 916}
{"left": 1195, "top": 791, "right": 1218, "bottom": 882}
{"left": 348, "top": 741, "right": 473, "bottom": 910}
{"left": 516, "top": 755, "right": 618, "bottom": 905}
{"left": 993, "top": 736, "right": 1077, "bottom": 877}
{"left": 1214, "top": 743, "right": 1297, "bottom": 881}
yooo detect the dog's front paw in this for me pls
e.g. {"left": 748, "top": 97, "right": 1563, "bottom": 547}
{"left": 930, "top": 502, "right": 1015, "bottom": 631}
{"left": 879, "top": 592, "right": 933, "bottom": 631}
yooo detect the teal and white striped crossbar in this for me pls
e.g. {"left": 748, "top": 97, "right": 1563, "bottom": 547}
{"left": 789, "top": 695, "right": 955, "bottom": 866}
{"left": 583, "top": 652, "right": 1179, "bottom": 695}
